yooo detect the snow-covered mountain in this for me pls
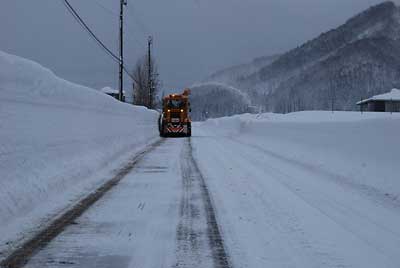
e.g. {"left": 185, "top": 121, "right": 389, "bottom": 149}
{"left": 202, "top": 1, "right": 400, "bottom": 113}
{"left": 206, "top": 54, "right": 281, "bottom": 88}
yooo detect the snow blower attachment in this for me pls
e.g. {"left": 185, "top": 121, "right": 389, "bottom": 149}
{"left": 159, "top": 88, "right": 192, "bottom": 137}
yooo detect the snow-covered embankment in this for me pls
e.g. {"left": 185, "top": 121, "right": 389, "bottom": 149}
{"left": 0, "top": 51, "right": 158, "bottom": 248}
{"left": 192, "top": 112, "right": 400, "bottom": 267}
{"left": 198, "top": 111, "right": 400, "bottom": 199}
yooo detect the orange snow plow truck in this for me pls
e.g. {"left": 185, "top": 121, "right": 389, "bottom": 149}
{"left": 159, "top": 89, "right": 192, "bottom": 137}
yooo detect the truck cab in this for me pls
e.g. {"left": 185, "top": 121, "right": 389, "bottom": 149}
{"left": 159, "top": 89, "right": 192, "bottom": 137}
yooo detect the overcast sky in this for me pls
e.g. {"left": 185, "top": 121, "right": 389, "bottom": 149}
{"left": 2, "top": 0, "right": 399, "bottom": 93}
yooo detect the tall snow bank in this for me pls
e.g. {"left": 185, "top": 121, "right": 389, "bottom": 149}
{"left": 199, "top": 111, "right": 400, "bottom": 199}
{"left": 0, "top": 51, "right": 158, "bottom": 247}
{"left": 0, "top": 51, "right": 123, "bottom": 110}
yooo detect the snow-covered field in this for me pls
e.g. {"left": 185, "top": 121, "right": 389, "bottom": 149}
{"left": 199, "top": 111, "right": 400, "bottom": 199}
{"left": 0, "top": 51, "right": 158, "bottom": 253}
{"left": 192, "top": 111, "right": 400, "bottom": 267}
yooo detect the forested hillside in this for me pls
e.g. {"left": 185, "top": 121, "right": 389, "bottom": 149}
{"left": 201, "top": 1, "right": 400, "bottom": 113}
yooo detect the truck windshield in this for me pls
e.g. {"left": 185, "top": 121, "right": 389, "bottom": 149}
{"left": 167, "top": 99, "right": 184, "bottom": 109}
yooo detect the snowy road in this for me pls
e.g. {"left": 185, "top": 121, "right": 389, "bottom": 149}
{"left": 10, "top": 130, "right": 400, "bottom": 268}
{"left": 191, "top": 128, "right": 400, "bottom": 268}
{"left": 23, "top": 138, "right": 231, "bottom": 268}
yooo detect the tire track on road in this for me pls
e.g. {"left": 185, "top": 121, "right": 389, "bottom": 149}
{"left": 175, "top": 138, "right": 232, "bottom": 268}
{"left": 0, "top": 139, "right": 164, "bottom": 268}
{"left": 229, "top": 137, "right": 400, "bottom": 210}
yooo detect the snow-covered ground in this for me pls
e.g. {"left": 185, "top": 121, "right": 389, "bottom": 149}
{"left": 26, "top": 139, "right": 185, "bottom": 268}
{"left": 192, "top": 111, "right": 400, "bottom": 267}
{"left": 199, "top": 111, "right": 400, "bottom": 199}
{"left": 2, "top": 50, "right": 400, "bottom": 267}
{"left": 0, "top": 51, "right": 158, "bottom": 254}
{"left": 20, "top": 111, "right": 400, "bottom": 268}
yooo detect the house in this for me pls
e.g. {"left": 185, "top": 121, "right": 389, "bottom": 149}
{"left": 357, "top": 89, "right": 400, "bottom": 112}
{"left": 100, "top": 87, "right": 125, "bottom": 102}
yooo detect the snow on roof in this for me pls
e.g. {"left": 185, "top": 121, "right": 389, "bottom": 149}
{"left": 100, "top": 87, "right": 125, "bottom": 94}
{"left": 357, "top": 89, "right": 400, "bottom": 105}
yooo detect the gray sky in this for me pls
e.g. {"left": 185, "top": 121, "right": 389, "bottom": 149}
{"left": 1, "top": 0, "right": 399, "bottom": 93}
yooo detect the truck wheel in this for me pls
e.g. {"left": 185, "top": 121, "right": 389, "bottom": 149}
{"left": 187, "top": 122, "right": 192, "bottom": 137}
{"left": 160, "top": 122, "right": 166, "bottom": 137}
{"left": 158, "top": 114, "right": 164, "bottom": 137}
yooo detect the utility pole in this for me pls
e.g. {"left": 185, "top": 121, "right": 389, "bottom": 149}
{"left": 147, "top": 36, "right": 153, "bottom": 108}
{"left": 119, "top": 0, "right": 127, "bottom": 102}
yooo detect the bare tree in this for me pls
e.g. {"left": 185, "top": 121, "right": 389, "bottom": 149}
{"left": 132, "top": 57, "right": 147, "bottom": 106}
{"left": 132, "top": 55, "right": 160, "bottom": 108}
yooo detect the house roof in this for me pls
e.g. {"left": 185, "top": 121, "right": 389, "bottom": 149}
{"left": 357, "top": 89, "right": 400, "bottom": 105}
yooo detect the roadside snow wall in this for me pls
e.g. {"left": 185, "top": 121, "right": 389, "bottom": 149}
{"left": 199, "top": 111, "right": 400, "bottom": 199}
{"left": 0, "top": 51, "right": 158, "bottom": 238}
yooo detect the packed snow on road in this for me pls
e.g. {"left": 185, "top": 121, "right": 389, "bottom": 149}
{"left": 1, "top": 51, "right": 400, "bottom": 267}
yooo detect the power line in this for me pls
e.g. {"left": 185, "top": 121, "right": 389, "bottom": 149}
{"left": 62, "top": 0, "right": 119, "bottom": 62}
{"left": 125, "top": 5, "right": 150, "bottom": 39}
{"left": 61, "top": 0, "right": 135, "bottom": 81}
{"left": 124, "top": 23, "right": 147, "bottom": 50}
{"left": 90, "top": 0, "right": 147, "bottom": 51}
{"left": 92, "top": 0, "right": 118, "bottom": 17}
